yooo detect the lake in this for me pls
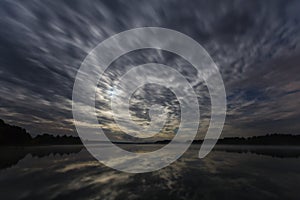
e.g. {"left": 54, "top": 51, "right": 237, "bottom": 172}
{"left": 1, "top": 145, "right": 300, "bottom": 200}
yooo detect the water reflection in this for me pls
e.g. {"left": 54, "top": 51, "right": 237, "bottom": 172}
{"left": 0, "top": 146, "right": 83, "bottom": 169}
{"left": 0, "top": 145, "right": 300, "bottom": 200}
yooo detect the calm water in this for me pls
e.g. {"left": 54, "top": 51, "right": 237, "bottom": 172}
{"left": 1, "top": 145, "right": 300, "bottom": 200}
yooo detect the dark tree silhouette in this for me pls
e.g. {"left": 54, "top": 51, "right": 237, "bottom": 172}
{"left": 0, "top": 119, "right": 81, "bottom": 146}
{"left": 0, "top": 119, "right": 32, "bottom": 145}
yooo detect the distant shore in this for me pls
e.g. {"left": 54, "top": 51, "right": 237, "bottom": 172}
{"left": 1, "top": 119, "right": 300, "bottom": 146}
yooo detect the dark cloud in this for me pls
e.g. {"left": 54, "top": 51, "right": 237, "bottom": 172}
{"left": 0, "top": 0, "right": 300, "bottom": 138}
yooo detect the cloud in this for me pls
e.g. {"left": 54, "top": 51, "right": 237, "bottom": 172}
{"left": 0, "top": 0, "right": 299, "bottom": 138}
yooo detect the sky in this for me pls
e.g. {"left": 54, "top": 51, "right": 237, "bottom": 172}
{"left": 0, "top": 0, "right": 300, "bottom": 140}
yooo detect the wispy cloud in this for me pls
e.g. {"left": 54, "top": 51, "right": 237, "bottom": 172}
{"left": 0, "top": 0, "right": 300, "bottom": 138}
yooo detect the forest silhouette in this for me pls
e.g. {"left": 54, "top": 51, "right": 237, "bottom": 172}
{"left": 1, "top": 119, "right": 300, "bottom": 146}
